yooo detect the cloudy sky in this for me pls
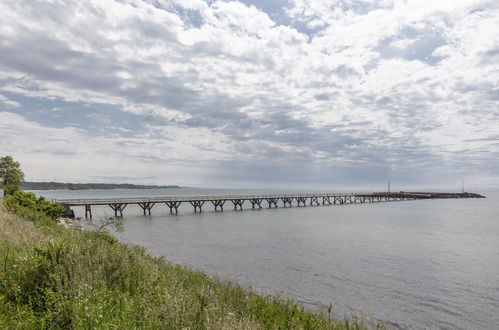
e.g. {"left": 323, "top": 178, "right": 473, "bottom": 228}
{"left": 1, "top": 0, "right": 498, "bottom": 189}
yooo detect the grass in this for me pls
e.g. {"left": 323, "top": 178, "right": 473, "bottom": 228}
{"left": 0, "top": 198, "right": 375, "bottom": 329}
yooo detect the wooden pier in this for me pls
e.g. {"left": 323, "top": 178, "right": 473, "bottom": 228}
{"left": 53, "top": 192, "right": 485, "bottom": 218}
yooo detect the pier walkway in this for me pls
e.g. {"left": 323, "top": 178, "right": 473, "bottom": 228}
{"left": 53, "top": 192, "right": 485, "bottom": 218}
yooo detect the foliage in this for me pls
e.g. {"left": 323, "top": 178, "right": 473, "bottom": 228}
{"left": 4, "top": 190, "right": 64, "bottom": 221}
{"left": 0, "top": 156, "right": 25, "bottom": 194}
{"left": 0, "top": 200, "right": 372, "bottom": 329}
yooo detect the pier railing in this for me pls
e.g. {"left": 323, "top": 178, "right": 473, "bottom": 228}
{"left": 52, "top": 193, "right": 357, "bottom": 205}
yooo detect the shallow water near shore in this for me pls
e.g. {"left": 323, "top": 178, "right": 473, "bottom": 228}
{"left": 35, "top": 188, "right": 499, "bottom": 329}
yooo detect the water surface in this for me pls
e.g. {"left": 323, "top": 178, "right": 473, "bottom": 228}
{"left": 36, "top": 188, "right": 499, "bottom": 329}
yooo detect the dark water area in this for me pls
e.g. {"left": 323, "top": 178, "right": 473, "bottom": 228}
{"left": 35, "top": 188, "right": 499, "bottom": 329}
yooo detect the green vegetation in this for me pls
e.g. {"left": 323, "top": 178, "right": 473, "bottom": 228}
{"left": 0, "top": 156, "right": 25, "bottom": 195}
{"left": 4, "top": 191, "right": 64, "bottom": 222}
{"left": 22, "top": 181, "right": 181, "bottom": 190}
{"left": 0, "top": 194, "right": 373, "bottom": 329}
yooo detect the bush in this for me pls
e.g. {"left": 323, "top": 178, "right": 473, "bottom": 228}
{"left": 4, "top": 191, "right": 64, "bottom": 221}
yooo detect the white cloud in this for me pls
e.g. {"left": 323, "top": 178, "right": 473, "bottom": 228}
{"left": 0, "top": 0, "right": 498, "bottom": 186}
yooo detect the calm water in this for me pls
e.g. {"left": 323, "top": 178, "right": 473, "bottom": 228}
{"left": 35, "top": 188, "right": 499, "bottom": 329}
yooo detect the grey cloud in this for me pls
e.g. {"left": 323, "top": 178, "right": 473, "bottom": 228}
{"left": 0, "top": 33, "right": 202, "bottom": 112}
{"left": 1, "top": 93, "right": 148, "bottom": 138}
{"left": 480, "top": 48, "right": 499, "bottom": 65}
{"left": 314, "top": 93, "right": 330, "bottom": 101}
{"left": 463, "top": 136, "right": 499, "bottom": 142}
{"left": 376, "top": 26, "right": 447, "bottom": 65}
{"left": 332, "top": 64, "right": 360, "bottom": 78}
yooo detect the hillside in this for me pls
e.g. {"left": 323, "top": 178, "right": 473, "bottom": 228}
{"left": 21, "top": 181, "right": 181, "bottom": 190}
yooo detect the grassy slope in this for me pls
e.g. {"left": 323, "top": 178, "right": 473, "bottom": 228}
{"left": 0, "top": 200, "right": 372, "bottom": 329}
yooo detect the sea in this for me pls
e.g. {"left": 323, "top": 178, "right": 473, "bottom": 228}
{"left": 33, "top": 187, "right": 499, "bottom": 329}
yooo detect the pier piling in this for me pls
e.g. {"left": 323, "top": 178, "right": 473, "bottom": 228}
{"left": 166, "top": 201, "right": 181, "bottom": 214}
{"left": 266, "top": 198, "right": 279, "bottom": 208}
{"left": 109, "top": 203, "right": 127, "bottom": 218}
{"left": 212, "top": 200, "right": 225, "bottom": 211}
{"left": 85, "top": 204, "right": 92, "bottom": 218}
{"left": 250, "top": 199, "right": 262, "bottom": 209}
{"left": 138, "top": 202, "right": 155, "bottom": 215}
{"left": 190, "top": 201, "right": 204, "bottom": 213}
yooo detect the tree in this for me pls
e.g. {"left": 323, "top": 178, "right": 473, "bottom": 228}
{"left": 0, "top": 155, "right": 25, "bottom": 194}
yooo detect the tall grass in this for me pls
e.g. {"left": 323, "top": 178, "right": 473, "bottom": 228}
{"left": 0, "top": 199, "right": 374, "bottom": 329}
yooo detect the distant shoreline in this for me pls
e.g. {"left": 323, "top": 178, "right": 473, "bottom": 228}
{"left": 21, "top": 181, "right": 182, "bottom": 191}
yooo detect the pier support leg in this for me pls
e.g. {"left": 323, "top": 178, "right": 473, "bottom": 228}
{"left": 231, "top": 199, "right": 244, "bottom": 210}
{"left": 322, "top": 197, "right": 331, "bottom": 205}
{"left": 282, "top": 198, "right": 293, "bottom": 207}
{"left": 165, "top": 201, "right": 181, "bottom": 214}
{"left": 138, "top": 202, "right": 155, "bottom": 215}
{"left": 250, "top": 199, "right": 262, "bottom": 209}
{"left": 296, "top": 197, "right": 307, "bottom": 207}
{"left": 109, "top": 203, "right": 127, "bottom": 218}
{"left": 190, "top": 201, "right": 204, "bottom": 213}
{"left": 310, "top": 196, "right": 320, "bottom": 206}
{"left": 266, "top": 198, "right": 278, "bottom": 208}
{"left": 211, "top": 200, "right": 225, "bottom": 211}
{"left": 85, "top": 204, "right": 92, "bottom": 219}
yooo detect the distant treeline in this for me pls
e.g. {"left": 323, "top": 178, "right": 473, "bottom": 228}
{"left": 21, "top": 181, "right": 182, "bottom": 190}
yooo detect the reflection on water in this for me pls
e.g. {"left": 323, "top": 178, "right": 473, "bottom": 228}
{"left": 36, "top": 188, "right": 499, "bottom": 329}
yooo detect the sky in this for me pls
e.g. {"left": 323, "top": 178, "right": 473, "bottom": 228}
{"left": 0, "top": 0, "right": 498, "bottom": 189}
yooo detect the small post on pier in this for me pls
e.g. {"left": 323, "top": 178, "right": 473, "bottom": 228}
{"left": 388, "top": 181, "right": 391, "bottom": 193}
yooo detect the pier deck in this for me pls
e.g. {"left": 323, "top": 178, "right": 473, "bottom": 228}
{"left": 53, "top": 191, "right": 485, "bottom": 218}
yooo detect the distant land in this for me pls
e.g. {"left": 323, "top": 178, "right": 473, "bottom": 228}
{"left": 22, "top": 181, "right": 182, "bottom": 190}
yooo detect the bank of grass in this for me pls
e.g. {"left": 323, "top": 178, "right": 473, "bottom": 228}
{"left": 0, "top": 197, "right": 373, "bottom": 329}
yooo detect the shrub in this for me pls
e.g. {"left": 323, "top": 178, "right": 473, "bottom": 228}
{"left": 4, "top": 191, "right": 64, "bottom": 221}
